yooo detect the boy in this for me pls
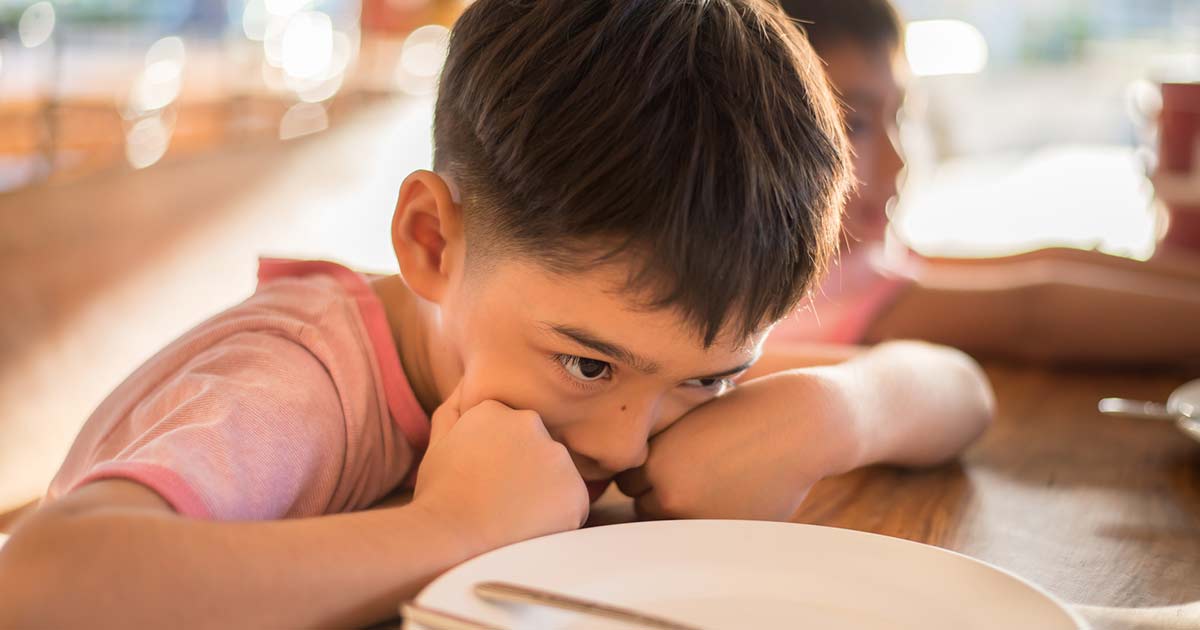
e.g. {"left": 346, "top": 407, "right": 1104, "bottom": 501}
{"left": 774, "top": 0, "right": 1200, "bottom": 363}
{"left": 0, "top": 1, "right": 993, "bottom": 627}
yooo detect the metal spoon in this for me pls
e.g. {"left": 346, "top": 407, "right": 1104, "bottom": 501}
{"left": 1098, "top": 378, "right": 1200, "bottom": 443}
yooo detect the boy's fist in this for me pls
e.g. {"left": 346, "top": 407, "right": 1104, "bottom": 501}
{"left": 616, "top": 372, "right": 857, "bottom": 521}
{"left": 412, "top": 384, "right": 589, "bottom": 554}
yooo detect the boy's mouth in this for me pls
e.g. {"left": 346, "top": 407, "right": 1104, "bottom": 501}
{"left": 585, "top": 479, "right": 612, "bottom": 503}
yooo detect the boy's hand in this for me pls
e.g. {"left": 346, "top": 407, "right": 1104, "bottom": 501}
{"left": 615, "top": 372, "right": 859, "bottom": 521}
{"left": 412, "top": 384, "right": 590, "bottom": 554}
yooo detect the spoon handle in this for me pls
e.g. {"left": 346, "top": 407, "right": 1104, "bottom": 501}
{"left": 1097, "top": 398, "right": 1175, "bottom": 420}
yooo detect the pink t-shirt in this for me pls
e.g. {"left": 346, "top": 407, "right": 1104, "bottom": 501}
{"left": 769, "top": 246, "right": 913, "bottom": 345}
{"left": 44, "top": 259, "right": 430, "bottom": 520}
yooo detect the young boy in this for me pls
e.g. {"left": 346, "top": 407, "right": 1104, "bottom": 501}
{"left": 774, "top": 0, "right": 1200, "bottom": 364}
{"left": 0, "top": 1, "right": 992, "bottom": 627}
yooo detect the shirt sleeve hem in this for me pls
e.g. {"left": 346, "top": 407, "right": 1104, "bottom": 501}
{"left": 71, "top": 462, "right": 214, "bottom": 520}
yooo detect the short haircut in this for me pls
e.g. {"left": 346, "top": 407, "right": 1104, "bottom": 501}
{"left": 777, "top": 0, "right": 903, "bottom": 54}
{"left": 434, "top": 0, "right": 852, "bottom": 345}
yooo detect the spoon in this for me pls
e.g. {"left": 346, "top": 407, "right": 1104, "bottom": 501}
{"left": 1099, "top": 378, "right": 1200, "bottom": 443}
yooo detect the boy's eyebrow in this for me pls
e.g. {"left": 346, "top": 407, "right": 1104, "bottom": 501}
{"left": 692, "top": 358, "right": 758, "bottom": 381}
{"left": 545, "top": 324, "right": 662, "bottom": 374}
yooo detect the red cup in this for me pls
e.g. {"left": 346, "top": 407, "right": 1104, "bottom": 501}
{"left": 1158, "top": 81, "right": 1200, "bottom": 250}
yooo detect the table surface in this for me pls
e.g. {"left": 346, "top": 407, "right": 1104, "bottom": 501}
{"left": 585, "top": 363, "right": 1200, "bottom": 628}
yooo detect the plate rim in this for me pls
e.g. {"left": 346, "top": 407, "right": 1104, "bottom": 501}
{"left": 413, "top": 519, "right": 1090, "bottom": 629}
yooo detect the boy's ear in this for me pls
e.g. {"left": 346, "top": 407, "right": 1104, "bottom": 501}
{"left": 391, "top": 170, "right": 465, "bottom": 304}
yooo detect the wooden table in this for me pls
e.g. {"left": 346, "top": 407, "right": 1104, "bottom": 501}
{"left": 587, "top": 363, "right": 1200, "bottom": 629}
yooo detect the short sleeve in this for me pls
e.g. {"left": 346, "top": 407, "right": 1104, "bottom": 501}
{"left": 69, "top": 332, "right": 348, "bottom": 521}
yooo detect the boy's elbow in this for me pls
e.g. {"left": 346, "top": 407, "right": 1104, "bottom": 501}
{"left": 875, "top": 339, "right": 996, "bottom": 454}
{"left": 909, "top": 341, "right": 994, "bottom": 431}
{"left": 946, "top": 344, "right": 997, "bottom": 440}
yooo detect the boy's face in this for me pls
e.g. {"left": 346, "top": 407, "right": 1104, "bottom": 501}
{"left": 821, "top": 41, "right": 908, "bottom": 243}
{"left": 442, "top": 254, "right": 766, "bottom": 499}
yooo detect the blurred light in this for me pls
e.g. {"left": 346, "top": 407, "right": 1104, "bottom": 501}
{"left": 18, "top": 2, "right": 56, "bottom": 48}
{"left": 132, "top": 62, "right": 183, "bottom": 112}
{"left": 266, "top": 0, "right": 311, "bottom": 16}
{"left": 894, "top": 146, "right": 1157, "bottom": 260}
{"left": 294, "top": 74, "right": 344, "bottom": 103}
{"left": 0, "top": 49, "right": 4, "bottom": 75}
{"left": 263, "top": 16, "right": 289, "bottom": 67}
{"left": 146, "top": 36, "right": 186, "bottom": 68}
{"left": 243, "top": 0, "right": 269, "bottom": 40}
{"left": 125, "top": 116, "right": 174, "bottom": 169}
{"left": 282, "top": 11, "right": 333, "bottom": 79}
{"left": 287, "top": 29, "right": 354, "bottom": 101}
{"left": 394, "top": 25, "right": 450, "bottom": 95}
{"left": 905, "top": 20, "right": 988, "bottom": 77}
{"left": 1125, "top": 79, "right": 1162, "bottom": 124}
{"left": 401, "top": 25, "right": 450, "bottom": 76}
{"left": 279, "top": 102, "right": 329, "bottom": 140}
{"left": 261, "top": 61, "right": 289, "bottom": 92}
{"left": 129, "top": 37, "right": 187, "bottom": 114}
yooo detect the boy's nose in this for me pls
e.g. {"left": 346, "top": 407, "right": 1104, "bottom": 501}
{"left": 565, "top": 403, "right": 658, "bottom": 474}
{"left": 576, "top": 441, "right": 649, "bottom": 477}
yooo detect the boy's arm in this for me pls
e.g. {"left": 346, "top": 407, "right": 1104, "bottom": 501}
{"left": 867, "top": 257, "right": 1200, "bottom": 366}
{"left": 929, "top": 246, "right": 1200, "bottom": 284}
{"left": 824, "top": 340, "right": 995, "bottom": 468}
{"left": 746, "top": 339, "right": 993, "bottom": 467}
{"left": 0, "top": 388, "right": 590, "bottom": 629}
{"left": 618, "top": 341, "right": 994, "bottom": 519}
{"left": 0, "top": 480, "right": 474, "bottom": 628}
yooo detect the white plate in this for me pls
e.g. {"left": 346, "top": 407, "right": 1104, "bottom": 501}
{"left": 410, "top": 520, "right": 1087, "bottom": 630}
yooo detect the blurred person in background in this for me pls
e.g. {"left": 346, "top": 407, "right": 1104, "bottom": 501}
{"left": 771, "top": 0, "right": 1200, "bottom": 367}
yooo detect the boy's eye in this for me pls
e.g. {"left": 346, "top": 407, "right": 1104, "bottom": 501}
{"left": 558, "top": 355, "right": 612, "bottom": 382}
{"left": 681, "top": 377, "right": 734, "bottom": 394}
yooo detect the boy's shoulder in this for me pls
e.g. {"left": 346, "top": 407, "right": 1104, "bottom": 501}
{"left": 44, "top": 259, "right": 425, "bottom": 519}
{"left": 245, "top": 258, "right": 379, "bottom": 328}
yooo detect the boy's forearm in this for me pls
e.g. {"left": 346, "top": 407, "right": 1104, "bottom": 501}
{"left": 821, "top": 340, "right": 995, "bottom": 470}
{"left": 796, "top": 338, "right": 993, "bottom": 470}
{"left": 0, "top": 486, "right": 477, "bottom": 628}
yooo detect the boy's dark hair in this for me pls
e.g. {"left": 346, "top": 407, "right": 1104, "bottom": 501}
{"left": 777, "top": 0, "right": 902, "bottom": 54}
{"left": 434, "top": 0, "right": 851, "bottom": 345}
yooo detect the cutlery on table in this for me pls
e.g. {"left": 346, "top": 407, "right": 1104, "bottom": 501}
{"left": 1098, "top": 397, "right": 1200, "bottom": 442}
{"left": 474, "top": 581, "right": 705, "bottom": 630}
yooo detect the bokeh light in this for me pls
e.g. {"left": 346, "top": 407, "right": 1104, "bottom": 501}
{"left": 265, "top": 0, "right": 312, "bottom": 16}
{"left": 282, "top": 11, "right": 334, "bottom": 79}
{"left": 393, "top": 24, "right": 450, "bottom": 96}
{"left": 125, "top": 115, "right": 174, "bottom": 169}
{"left": 18, "top": 2, "right": 56, "bottom": 48}
{"left": 279, "top": 102, "right": 329, "bottom": 140}
{"left": 905, "top": 20, "right": 989, "bottom": 77}
{"left": 129, "top": 37, "right": 187, "bottom": 115}
{"left": 242, "top": 0, "right": 269, "bottom": 41}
